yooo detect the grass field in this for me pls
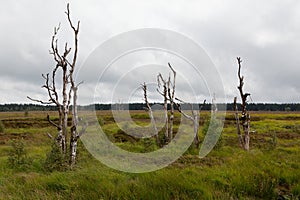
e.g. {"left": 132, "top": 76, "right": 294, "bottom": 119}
{"left": 0, "top": 110, "right": 300, "bottom": 199}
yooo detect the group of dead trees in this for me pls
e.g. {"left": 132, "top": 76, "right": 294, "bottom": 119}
{"left": 29, "top": 3, "right": 252, "bottom": 170}
{"left": 142, "top": 63, "right": 205, "bottom": 148}
{"left": 28, "top": 4, "right": 86, "bottom": 167}
{"left": 143, "top": 58, "right": 252, "bottom": 151}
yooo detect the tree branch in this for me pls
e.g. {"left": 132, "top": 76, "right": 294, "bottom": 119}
{"left": 47, "top": 114, "right": 61, "bottom": 130}
{"left": 27, "top": 96, "right": 52, "bottom": 104}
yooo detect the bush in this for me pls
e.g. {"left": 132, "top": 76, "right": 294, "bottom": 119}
{"left": 44, "top": 142, "right": 68, "bottom": 172}
{"left": 0, "top": 120, "right": 5, "bottom": 132}
{"left": 7, "top": 139, "right": 32, "bottom": 170}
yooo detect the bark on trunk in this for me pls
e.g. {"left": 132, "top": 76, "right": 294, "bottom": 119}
{"left": 235, "top": 57, "right": 251, "bottom": 151}
{"left": 243, "top": 113, "right": 250, "bottom": 151}
{"left": 168, "top": 63, "right": 176, "bottom": 142}
{"left": 142, "top": 83, "right": 160, "bottom": 146}
{"left": 157, "top": 74, "right": 169, "bottom": 144}
{"left": 70, "top": 86, "right": 78, "bottom": 166}
{"left": 163, "top": 87, "right": 169, "bottom": 142}
{"left": 62, "top": 65, "right": 68, "bottom": 155}
{"left": 233, "top": 97, "right": 244, "bottom": 148}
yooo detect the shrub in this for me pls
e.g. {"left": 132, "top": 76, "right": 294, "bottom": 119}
{"left": 44, "top": 142, "right": 68, "bottom": 172}
{"left": 7, "top": 139, "right": 32, "bottom": 170}
{"left": 142, "top": 138, "right": 156, "bottom": 152}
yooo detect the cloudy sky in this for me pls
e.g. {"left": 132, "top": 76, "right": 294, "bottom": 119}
{"left": 1, "top": 0, "right": 300, "bottom": 104}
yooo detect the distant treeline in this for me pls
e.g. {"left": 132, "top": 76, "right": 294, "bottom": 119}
{"left": 0, "top": 103, "right": 300, "bottom": 112}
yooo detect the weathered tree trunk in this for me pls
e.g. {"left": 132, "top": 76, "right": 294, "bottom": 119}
{"left": 168, "top": 79, "right": 174, "bottom": 143}
{"left": 70, "top": 86, "right": 78, "bottom": 166}
{"left": 168, "top": 63, "right": 176, "bottom": 142}
{"left": 243, "top": 113, "right": 251, "bottom": 151}
{"left": 235, "top": 57, "right": 251, "bottom": 151}
{"left": 233, "top": 97, "right": 244, "bottom": 148}
{"left": 212, "top": 93, "right": 218, "bottom": 114}
{"left": 142, "top": 83, "right": 160, "bottom": 146}
{"left": 62, "top": 65, "right": 68, "bottom": 155}
{"left": 163, "top": 85, "right": 169, "bottom": 142}
{"left": 157, "top": 74, "right": 169, "bottom": 143}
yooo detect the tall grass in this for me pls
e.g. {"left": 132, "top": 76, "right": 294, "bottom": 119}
{"left": 0, "top": 111, "right": 300, "bottom": 199}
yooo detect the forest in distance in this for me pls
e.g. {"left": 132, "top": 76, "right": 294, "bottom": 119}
{"left": 1, "top": 103, "right": 300, "bottom": 112}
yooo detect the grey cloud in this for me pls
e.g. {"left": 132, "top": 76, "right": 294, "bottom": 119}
{"left": 1, "top": 0, "right": 300, "bottom": 104}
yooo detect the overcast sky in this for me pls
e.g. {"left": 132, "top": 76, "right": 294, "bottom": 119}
{"left": 1, "top": 0, "right": 300, "bottom": 104}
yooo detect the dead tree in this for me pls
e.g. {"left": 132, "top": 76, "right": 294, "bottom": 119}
{"left": 157, "top": 71, "right": 169, "bottom": 143}
{"left": 142, "top": 83, "right": 160, "bottom": 146}
{"left": 167, "top": 63, "right": 176, "bottom": 142}
{"left": 156, "top": 63, "right": 176, "bottom": 144}
{"left": 175, "top": 99, "right": 206, "bottom": 148}
{"left": 27, "top": 3, "right": 86, "bottom": 166}
{"left": 234, "top": 57, "right": 251, "bottom": 151}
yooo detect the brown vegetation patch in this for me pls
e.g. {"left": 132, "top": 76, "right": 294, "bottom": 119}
{"left": 276, "top": 132, "right": 300, "bottom": 139}
{"left": 113, "top": 129, "right": 139, "bottom": 143}
{"left": 1, "top": 117, "right": 75, "bottom": 128}
{"left": 0, "top": 132, "right": 33, "bottom": 144}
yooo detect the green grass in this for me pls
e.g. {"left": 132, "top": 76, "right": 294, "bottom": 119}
{"left": 0, "top": 111, "right": 300, "bottom": 199}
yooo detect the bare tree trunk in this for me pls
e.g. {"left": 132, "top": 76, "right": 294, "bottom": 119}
{"left": 168, "top": 63, "right": 176, "bottom": 142}
{"left": 244, "top": 113, "right": 250, "bottom": 151}
{"left": 212, "top": 93, "right": 218, "bottom": 114}
{"left": 233, "top": 97, "right": 244, "bottom": 148}
{"left": 235, "top": 57, "right": 251, "bottom": 151}
{"left": 157, "top": 74, "right": 169, "bottom": 143}
{"left": 163, "top": 86, "right": 168, "bottom": 143}
{"left": 62, "top": 65, "right": 68, "bottom": 155}
{"left": 142, "top": 83, "right": 160, "bottom": 146}
{"left": 168, "top": 79, "right": 174, "bottom": 143}
{"left": 69, "top": 86, "right": 87, "bottom": 167}
{"left": 66, "top": 3, "right": 84, "bottom": 166}
{"left": 70, "top": 86, "right": 78, "bottom": 166}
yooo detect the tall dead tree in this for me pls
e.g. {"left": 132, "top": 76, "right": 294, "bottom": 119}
{"left": 167, "top": 63, "right": 176, "bottom": 142}
{"left": 234, "top": 57, "right": 251, "bottom": 151}
{"left": 157, "top": 71, "right": 169, "bottom": 143}
{"left": 156, "top": 63, "right": 177, "bottom": 144}
{"left": 28, "top": 3, "right": 86, "bottom": 166}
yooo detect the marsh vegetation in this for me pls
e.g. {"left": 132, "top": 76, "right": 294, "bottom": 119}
{"left": 0, "top": 111, "right": 300, "bottom": 199}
